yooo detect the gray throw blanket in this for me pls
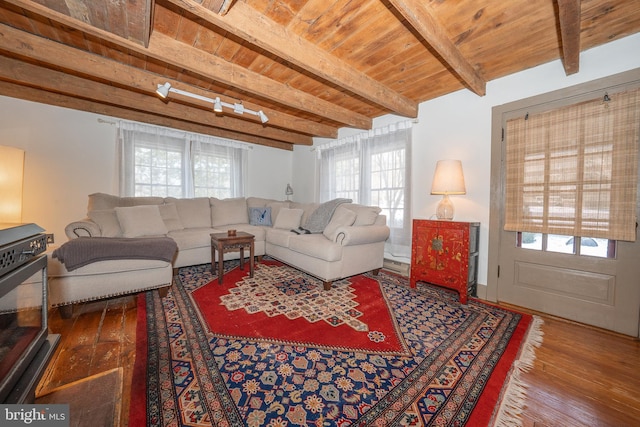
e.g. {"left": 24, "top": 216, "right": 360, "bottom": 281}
{"left": 53, "top": 236, "right": 178, "bottom": 272}
{"left": 297, "top": 198, "right": 352, "bottom": 234}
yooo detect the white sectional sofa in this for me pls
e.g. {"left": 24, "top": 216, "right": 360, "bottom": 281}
{"left": 49, "top": 193, "right": 390, "bottom": 314}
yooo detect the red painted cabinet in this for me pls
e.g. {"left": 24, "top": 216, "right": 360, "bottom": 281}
{"left": 410, "top": 219, "right": 479, "bottom": 304}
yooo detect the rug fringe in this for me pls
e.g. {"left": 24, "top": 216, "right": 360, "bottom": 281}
{"left": 491, "top": 315, "right": 545, "bottom": 427}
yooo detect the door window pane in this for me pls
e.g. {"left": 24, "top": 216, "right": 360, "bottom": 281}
{"left": 517, "top": 232, "right": 615, "bottom": 258}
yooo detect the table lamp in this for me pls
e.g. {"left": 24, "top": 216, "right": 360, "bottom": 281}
{"left": 430, "top": 159, "right": 466, "bottom": 220}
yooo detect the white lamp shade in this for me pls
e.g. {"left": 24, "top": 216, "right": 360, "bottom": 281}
{"left": 0, "top": 145, "right": 25, "bottom": 223}
{"left": 430, "top": 160, "right": 466, "bottom": 195}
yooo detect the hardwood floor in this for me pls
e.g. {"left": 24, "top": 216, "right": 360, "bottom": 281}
{"left": 36, "top": 294, "right": 640, "bottom": 427}
{"left": 36, "top": 296, "right": 138, "bottom": 427}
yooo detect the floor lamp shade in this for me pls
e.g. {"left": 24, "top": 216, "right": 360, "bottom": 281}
{"left": 0, "top": 146, "right": 25, "bottom": 223}
{"left": 430, "top": 160, "right": 466, "bottom": 220}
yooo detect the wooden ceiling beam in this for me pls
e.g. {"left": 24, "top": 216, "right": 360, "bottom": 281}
{"left": 147, "top": 32, "right": 370, "bottom": 129}
{"left": 0, "top": 54, "right": 312, "bottom": 145}
{"left": 0, "top": 80, "right": 294, "bottom": 150}
{"left": 387, "top": 0, "right": 486, "bottom": 96}
{"left": 556, "top": 0, "right": 581, "bottom": 75}
{"left": 164, "top": 0, "right": 418, "bottom": 117}
{"left": 5, "top": 0, "right": 371, "bottom": 129}
{"left": 0, "top": 23, "right": 337, "bottom": 138}
{"left": 202, "top": 0, "right": 235, "bottom": 15}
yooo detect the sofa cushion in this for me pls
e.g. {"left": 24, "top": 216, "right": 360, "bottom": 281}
{"left": 231, "top": 224, "right": 267, "bottom": 241}
{"left": 289, "top": 234, "right": 343, "bottom": 262}
{"left": 159, "top": 203, "right": 184, "bottom": 231}
{"left": 273, "top": 208, "right": 303, "bottom": 230}
{"left": 115, "top": 205, "right": 168, "bottom": 238}
{"left": 343, "top": 203, "right": 382, "bottom": 226}
{"left": 88, "top": 192, "right": 163, "bottom": 211}
{"left": 249, "top": 207, "right": 272, "bottom": 226}
{"left": 168, "top": 228, "right": 215, "bottom": 250}
{"left": 322, "top": 206, "right": 357, "bottom": 241}
{"left": 246, "top": 197, "right": 276, "bottom": 208}
{"left": 266, "top": 228, "right": 294, "bottom": 248}
{"left": 165, "top": 197, "right": 212, "bottom": 228}
{"left": 266, "top": 201, "right": 290, "bottom": 223}
{"left": 88, "top": 192, "right": 121, "bottom": 211}
{"left": 88, "top": 210, "right": 122, "bottom": 237}
{"left": 211, "top": 197, "right": 249, "bottom": 227}
{"left": 290, "top": 202, "right": 320, "bottom": 226}
{"left": 48, "top": 257, "right": 170, "bottom": 277}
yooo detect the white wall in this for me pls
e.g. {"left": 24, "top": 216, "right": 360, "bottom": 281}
{"left": 294, "top": 33, "right": 640, "bottom": 293}
{"left": 0, "top": 99, "right": 293, "bottom": 243}
{"left": 0, "top": 104, "right": 116, "bottom": 243}
{"left": 248, "top": 145, "right": 292, "bottom": 200}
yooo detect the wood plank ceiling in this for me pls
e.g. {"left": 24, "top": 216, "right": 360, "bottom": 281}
{"left": 0, "top": 0, "right": 638, "bottom": 150}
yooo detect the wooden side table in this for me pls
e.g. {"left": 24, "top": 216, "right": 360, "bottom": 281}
{"left": 210, "top": 231, "right": 255, "bottom": 284}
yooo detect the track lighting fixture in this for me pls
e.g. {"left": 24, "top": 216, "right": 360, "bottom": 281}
{"left": 213, "top": 97, "right": 223, "bottom": 113}
{"left": 155, "top": 82, "right": 268, "bottom": 123}
{"left": 156, "top": 82, "right": 171, "bottom": 98}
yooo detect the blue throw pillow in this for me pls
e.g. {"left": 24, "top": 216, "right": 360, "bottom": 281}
{"left": 249, "top": 207, "right": 272, "bottom": 226}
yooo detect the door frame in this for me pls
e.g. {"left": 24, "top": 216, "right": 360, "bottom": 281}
{"left": 487, "top": 68, "right": 640, "bottom": 307}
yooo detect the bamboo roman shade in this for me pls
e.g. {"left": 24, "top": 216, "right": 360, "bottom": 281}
{"left": 504, "top": 88, "right": 640, "bottom": 242}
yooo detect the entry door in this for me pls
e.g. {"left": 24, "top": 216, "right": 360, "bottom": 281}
{"left": 492, "top": 72, "right": 640, "bottom": 337}
{"left": 497, "top": 227, "right": 640, "bottom": 336}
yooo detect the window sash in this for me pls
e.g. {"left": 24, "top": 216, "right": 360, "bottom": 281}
{"left": 118, "top": 121, "right": 248, "bottom": 198}
{"left": 504, "top": 88, "right": 639, "bottom": 241}
{"left": 317, "top": 121, "right": 412, "bottom": 256}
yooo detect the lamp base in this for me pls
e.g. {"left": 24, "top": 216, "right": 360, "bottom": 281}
{"left": 436, "top": 194, "right": 455, "bottom": 220}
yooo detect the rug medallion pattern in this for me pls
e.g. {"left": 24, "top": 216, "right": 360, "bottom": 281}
{"left": 219, "top": 264, "right": 368, "bottom": 332}
{"left": 138, "top": 261, "right": 534, "bottom": 426}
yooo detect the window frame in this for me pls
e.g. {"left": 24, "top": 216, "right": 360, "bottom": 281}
{"left": 118, "top": 122, "right": 248, "bottom": 199}
{"left": 317, "top": 122, "right": 413, "bottom": 256}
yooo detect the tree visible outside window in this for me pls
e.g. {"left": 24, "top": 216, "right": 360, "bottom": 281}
{"left": 118, "top": 121, "right": 248, "bottom": 198}
{"left": 317, "top": 121, "right": 412, "bottom": 258}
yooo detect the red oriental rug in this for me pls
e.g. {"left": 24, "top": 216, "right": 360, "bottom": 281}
{"left": 191, "top": 260, "right": 409, "bottom": 355}
{"left": 130, "top": 260, "right": 543, "bottom": 426}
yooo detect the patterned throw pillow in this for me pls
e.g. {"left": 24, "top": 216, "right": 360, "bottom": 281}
{"left": 249, "top": 207, "right": 272, "bottom": 226}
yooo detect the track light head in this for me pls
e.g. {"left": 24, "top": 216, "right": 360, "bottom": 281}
{"left": 213, "top": 97, "right": 223, "bottom": 112}
{"left": 156, "top": 82, "right": 171, "bottom": 98}
{"left": 258, "top": 110, "right": 269, "bottom": 124}
{"left": 233, "top": 103, "right": 244, "bottom": 114}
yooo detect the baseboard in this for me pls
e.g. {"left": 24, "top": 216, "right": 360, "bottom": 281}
{"left": 383, "top": 259, "right": 410, "bottom": 277}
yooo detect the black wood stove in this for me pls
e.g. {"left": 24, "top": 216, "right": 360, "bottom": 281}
{"left": 0, "top": 223, "right": 60, "bottom": 403}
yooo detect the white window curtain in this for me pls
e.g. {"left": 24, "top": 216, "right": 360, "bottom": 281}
{"left": 316, "top": 120, "right": 413, "bottom": 258}
{"left": 118, "top": 121, "right": 249, "bottom": 198}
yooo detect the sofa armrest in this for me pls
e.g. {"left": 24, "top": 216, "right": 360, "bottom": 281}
{"left": 335, "top": 225, "right": 390, "bottom": 246}
{"left": 65, "top": 219, "right": 101, "bottom": 239}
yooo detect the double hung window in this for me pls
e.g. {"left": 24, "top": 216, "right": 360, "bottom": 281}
{"left": 118, "top": 121, "right": 248, "bottom": 198}
{"left": 317, "top": 121, "right": 412, "bottom": 257}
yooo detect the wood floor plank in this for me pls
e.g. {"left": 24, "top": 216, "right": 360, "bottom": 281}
{"left": 37, "top": 293, "right": 640, "bottom": 427}
{"left": 519, "top": 316, "right": 640, "bottom": 427}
